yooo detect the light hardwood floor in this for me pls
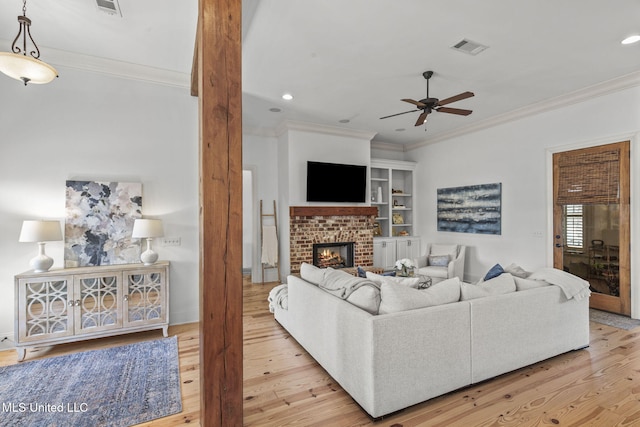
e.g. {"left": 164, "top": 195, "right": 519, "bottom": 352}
{"left": 3, "top": 281, "right": 640, "bottom": 426}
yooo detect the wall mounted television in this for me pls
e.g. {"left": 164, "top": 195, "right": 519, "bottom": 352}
{"left": 306, "top": 161, "right": 367, "bottom": 203}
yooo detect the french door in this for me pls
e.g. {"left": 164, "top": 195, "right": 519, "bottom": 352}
{"left": 553, "top": 141, "right": 630, "bottom": 315}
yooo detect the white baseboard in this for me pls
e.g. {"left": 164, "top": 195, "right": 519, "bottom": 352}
{"left": 0, "top": 331, "right": 15, "bottom": 351}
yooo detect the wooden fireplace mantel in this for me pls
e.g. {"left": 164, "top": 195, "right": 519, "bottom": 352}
{"left": 289, "top": 206, "right": 378, "bottom": 217}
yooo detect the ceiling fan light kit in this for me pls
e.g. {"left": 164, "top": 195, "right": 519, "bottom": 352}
{"left": 380, "top": 70, "right": 474, "bottom": 127}
{"left": 0, "top": 0, "right": 58, "bottom": 85}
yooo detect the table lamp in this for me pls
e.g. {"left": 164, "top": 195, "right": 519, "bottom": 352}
{"left": 19, "top": 220, "right": 63, "bottom": 272}
{"left": 132, "top": 219, "right": 164, "bottom": 265}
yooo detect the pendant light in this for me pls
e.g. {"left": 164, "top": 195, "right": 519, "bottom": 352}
{"left": 0, "top": 0, "right": 58, "bottom": 85}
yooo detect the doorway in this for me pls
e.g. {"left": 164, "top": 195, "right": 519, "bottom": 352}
{"left": 553, "top": 141, "right": 630, "bottom": 315}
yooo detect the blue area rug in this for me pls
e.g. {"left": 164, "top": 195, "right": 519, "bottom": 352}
{"left": 0, "top": 337, "right": 182, "bottom": 427}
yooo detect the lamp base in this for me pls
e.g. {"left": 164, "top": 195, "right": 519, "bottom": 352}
{"left": 30, "top": 254, "right": 54, "bottom": 273}
{"left": 140, "top": 249, "right": 159, "bottom": 266}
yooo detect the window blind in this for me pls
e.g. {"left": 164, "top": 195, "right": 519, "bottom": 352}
{"left": 556, "top": 148, "right": 620, "bottom": 205}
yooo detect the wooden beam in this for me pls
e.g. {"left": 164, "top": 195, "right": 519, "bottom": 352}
{"left": 191, "top": 23, "right": 199, "bottom": 97}
{"left": 289, "top": 206, "right": 379, "bottom": 217}
{"left": 198, "top": 0, "right": 243, "bottom": 425}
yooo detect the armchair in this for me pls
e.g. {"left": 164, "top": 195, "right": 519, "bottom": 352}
{"left": 414, "top": 244, "right": 466, "bottom": 282}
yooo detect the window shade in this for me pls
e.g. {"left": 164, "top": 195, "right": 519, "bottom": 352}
{"left": 556, "top": 148, "right": 620, "bottom": 205}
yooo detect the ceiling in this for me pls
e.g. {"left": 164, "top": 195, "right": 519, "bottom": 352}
{"left": 2, "top": 1, "right": 640, "bottom": 149}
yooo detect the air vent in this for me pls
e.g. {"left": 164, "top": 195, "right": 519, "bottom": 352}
{"left": 451, "top": 39, "right": 488, "bottom": 56}
{"left": 96, "top": 0, "right": 122, "bottom": 17}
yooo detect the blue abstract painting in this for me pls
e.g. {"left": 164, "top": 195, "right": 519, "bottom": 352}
{"left": 64, "top": 181, "right": 142, "bottom": 266}
{"left": 437, "top": 183, "right": 502, "bottom": 235}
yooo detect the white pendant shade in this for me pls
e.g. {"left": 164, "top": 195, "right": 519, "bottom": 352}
{"left": 0, "top": 52, "right": 58, "bottom": 85}
{"left": 19, "top": 220, "right": 63, "bottom": 242}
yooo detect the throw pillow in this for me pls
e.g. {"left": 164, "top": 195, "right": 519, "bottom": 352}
{"left": 428, "top": 255, "right": 450, "bottom": 267}
{"left": 346, "top": 286, "right": 381, "bottom": 314}
{"left": 366, "top": 271, "right": 421, "bottom": 288}
{"left": 356, "top": 266, "right": 367, "bottom": 278}
{"left": 460, "top": 273, "right": 516, "bottom": 301}
{"left": 483, "top": 264, "right": 505, "bottom": 281}
{"left": 300, "top": 262, "right": 326, "bottom": 285}
{"left": 504, "top": 263, "right": 531, "bottom": 278}
{"left": 514, "top": 276, "right": 550, "bottom": 291}
{"left": 379, "top": 277, "right": 461, "bottom": 314}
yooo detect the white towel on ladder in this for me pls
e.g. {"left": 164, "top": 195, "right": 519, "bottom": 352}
{"left": 261, "top": 225, "right": 279, "bottom": 266}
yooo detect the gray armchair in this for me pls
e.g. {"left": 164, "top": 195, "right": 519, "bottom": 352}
{"left": 414, "top": 244, "right": 466, "bottom": 282}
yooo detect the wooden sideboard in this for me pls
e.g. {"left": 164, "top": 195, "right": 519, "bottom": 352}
{"left": 14, "top": 261, "right": 169, "bottom": 361}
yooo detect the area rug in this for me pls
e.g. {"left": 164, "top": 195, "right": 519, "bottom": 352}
{"left": 0, "top": 336, "right": 182, "bottom": 427}
{"left": 590, "top": 309, "right": 640, "bottom": 330}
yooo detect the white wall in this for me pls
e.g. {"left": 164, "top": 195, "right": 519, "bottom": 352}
{"left": 0, "top": 66, "right": 199, "bottom": 345}
{"left": 407, "top": 85, "right": 640, "bottom": 316}
{"left": 243, "top": 133, "right": 280, "bottom": 281}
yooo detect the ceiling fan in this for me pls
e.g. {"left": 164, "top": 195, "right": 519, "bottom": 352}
{"left": 380, "top": 71, "right": 474, "bottom": 127}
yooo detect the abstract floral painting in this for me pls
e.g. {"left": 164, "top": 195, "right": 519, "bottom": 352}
{"left": 65, "top": 181, "right": 142, "bottom": 266}
{"left": 437, "top": 183, "right": 502, "bottom": 235}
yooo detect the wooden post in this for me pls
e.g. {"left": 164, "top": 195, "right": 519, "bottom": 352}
{"left": 197, "top": 0, "right": 243, "bottom": 425}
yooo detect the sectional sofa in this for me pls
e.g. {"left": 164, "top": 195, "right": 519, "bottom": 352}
{"left": 271, "top": 264, "right": 590, "bottom": 418}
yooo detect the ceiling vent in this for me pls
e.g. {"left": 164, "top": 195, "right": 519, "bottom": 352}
{"left": 96, "top": 0, "right": 122, "bottom": 17}
{"left": 451, "top": 39, "right": 488, "bottom": 56}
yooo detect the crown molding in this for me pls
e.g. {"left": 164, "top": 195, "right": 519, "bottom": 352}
{"left": 275, "top": 119, "right": 377, "bottom": 141}
{"left": 0, "top": 39, "right": 190, "bottom": 88}
{"left": 405, "top": 70, "right": 640, "bottom": 151}
{"left": 370, "top": 140, "right": 405, "bottom": 152}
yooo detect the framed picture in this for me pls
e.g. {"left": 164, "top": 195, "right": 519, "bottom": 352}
{"left": 437, "top": 182, "right": 502, "bottom": 234}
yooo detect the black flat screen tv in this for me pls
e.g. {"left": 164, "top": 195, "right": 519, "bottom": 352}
{"left": 306, "top": 161, "right": 367, "bottom": 203}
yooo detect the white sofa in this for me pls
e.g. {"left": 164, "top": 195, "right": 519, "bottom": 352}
{"left": 272, "top": 266, "right": 590, "bottom": 418}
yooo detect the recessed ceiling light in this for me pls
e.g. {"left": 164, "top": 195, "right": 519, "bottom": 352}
{"left": 269, "top": 107, "right": 281, "bottom": 113}
{"left": 622, "top": 35, "right": 640, "bottom": 45}
{"left": 282, "top": 93, "right": 294, "bottom": 101}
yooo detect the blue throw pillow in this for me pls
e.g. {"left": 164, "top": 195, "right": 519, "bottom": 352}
{"left": 382, "top": 270, "right": 397, "bottom": 276}
{"left": 484, "top": 264, "right": 504, "bottom": 281}
{"left": 357, "top": 266, "right": 367, "bottom": 278}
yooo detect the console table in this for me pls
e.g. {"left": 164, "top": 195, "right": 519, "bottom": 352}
{"left": 14, "top": 261, "right": 169, "bottom": 361}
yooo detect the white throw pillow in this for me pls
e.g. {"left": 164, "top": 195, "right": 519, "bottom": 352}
{"left": 346, "top": 286, "right": 381, "bottom": 315}
{"left": 514, "top": 276, "right": 550, "bottom": 291}
{"left": 504, "top": 263, "right": 531, "bottom": 278}
{"left": 460, "top": 273, "right": 516, "bottom": 300}
{"left": 300, "top": 262, "right": 326, "bottom": 285}
{"left": 379, "top": 277, "right": 461, "bottom": 314}
{"left": 366, "top": 271, "right": 421, "bottom": 289}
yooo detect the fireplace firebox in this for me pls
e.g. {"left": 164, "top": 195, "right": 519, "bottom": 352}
{"left": 312, "top": 242, "right": 355, "bottom": 269}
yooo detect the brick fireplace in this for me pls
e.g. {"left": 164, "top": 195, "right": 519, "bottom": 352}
{"left": 289, "top": 206, "right": 378, "bottom": 274}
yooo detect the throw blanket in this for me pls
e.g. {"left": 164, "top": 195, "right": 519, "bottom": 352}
{"left": 319, "top": 269, "right": 380, "bottom": 299}
{"left": 261, "top": 225, "right": 279, "bottom": 267}
{"left": 528, "top": 268, "right": 591, "bottom": 300}
{"left": 268, "top": 284, "right": 288, "bottom": 313}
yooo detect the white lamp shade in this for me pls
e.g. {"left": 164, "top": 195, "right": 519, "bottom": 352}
{"left": 132, "top": 219, "right": 164, "bottom": 238}
{"left": 19, "top": 220, "right": 63, "bottom": 242}
{"left": 0, "top": 52, "right": 58, "bottom": 84}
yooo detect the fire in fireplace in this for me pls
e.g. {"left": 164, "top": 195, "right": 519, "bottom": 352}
{"left": 312, "top": 242, "right": 355, "bottom": 269}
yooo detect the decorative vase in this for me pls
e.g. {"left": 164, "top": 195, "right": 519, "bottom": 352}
{"left": 377, "top": 186, "right": 383, "bottom": 203}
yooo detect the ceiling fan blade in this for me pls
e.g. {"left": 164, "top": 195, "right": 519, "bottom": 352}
{"left": 380, "top": 110, "right": 417, "bottom": 120}
{"left": 436, "top": 91, "right": 474, "bottom": 106}
{"left": 436, "top": 107, "right": 473, "bottom": 116}
{"left": 402, "top": 98, "right": 426, "bottom": 108}
{"left": 414, "top": 111, "right": 429, "bottom": 126}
